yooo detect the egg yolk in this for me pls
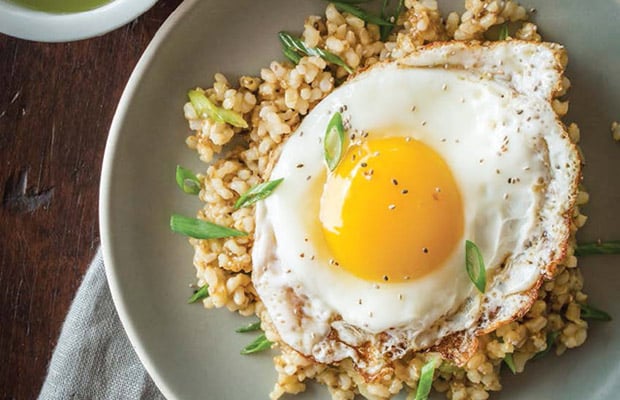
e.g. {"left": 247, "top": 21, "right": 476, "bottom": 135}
{"left": 319, "top": 136, "right": 464, "bottom": 283}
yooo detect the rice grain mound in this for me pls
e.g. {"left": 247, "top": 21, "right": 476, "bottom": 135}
{"left": 182, "top": 1, "right": 590, "bottom": 399}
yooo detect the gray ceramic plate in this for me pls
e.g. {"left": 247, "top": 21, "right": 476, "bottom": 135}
{"left": 100, "top": 1, "right": 620, "bottom": 399}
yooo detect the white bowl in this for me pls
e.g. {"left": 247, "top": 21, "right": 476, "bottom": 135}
{"left": 100, "top": 0, "right": 620, "bottom": 399}
{"left": 0, "top": 0, "right": 157, "bottom": 42}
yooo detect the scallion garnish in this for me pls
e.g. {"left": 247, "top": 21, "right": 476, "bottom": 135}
{"left": 332, "top": 2, "right": 394, "bottom": 27}
{"left": 575, "top": 241, "right": 620, "bottom": 256}
{"left": 234, "top": 178, "right": 284, "bottom": 209}
{"left": 187, "top": 285, "right": 209, "bottom": 304}
{"left": 240, "top": 333, "right": 273, "bottom": 355}
{"left": 278, "top": 32, "right": 354, "bottom": 74}
{"left": 170, "top": 214, "right": 247, "bottom": 239}
{"left": 503, "top": 353, "right": 516, "bottom": 374}
{"left": 532, "top": 331, "right": 559, "bottom": 360}
{"left": 465, "top": 240, "right": 487, "bottom": 293}
{"left": 236, "top": 321, "right": 262, "bottom": 333}
{"left": 380, "top": 0, "right": 404, "bottom": 41}
{"left": 414, "top": 357, "right": 438, "bottom": 400}
{"left": 498, "top": 23, "right": 509, "bottom": 40}
{"left": 282, "top": 46, "right": 302, "bottom": 64}
{"left": 324, "top": 111, "right": 346, "bottom": 171}
{"left": 188, "top": 89, "right": 248, "bottom": 128}
{"left": 175, "top": 165, "right": 201, "bottom": 195}
{"left": 579, "top": 303, "right": 612, "bottom": 321}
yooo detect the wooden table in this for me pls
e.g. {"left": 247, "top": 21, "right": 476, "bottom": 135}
{"left": 0, "top": 1, "right": 182, "bottom": 398}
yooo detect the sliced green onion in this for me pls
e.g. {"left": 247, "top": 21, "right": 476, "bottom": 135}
{"left": 175, "top": 165, "right": 201, "bottom": 195}
{"left": 333, "top": 2, "right": 394, "bottom": 27}
{"left": 580, "top": 303, "right": 612, "bottom": 321}
{"left": 380, "top": 0, "right": 404, "bottom": 41}
{"left": 278, "top": 32, "right": 354, "bottom": 74}
{"left": 498, "top": 23, "right": 509, "bottom": 40}
{"left": 533, "top": 331, "right": 559, "bottom": 360}
{"left": 234, "top": 178, "right": 284, "bottom": 209}
{"left": 187, "top": 285, "right": 209, "bottom": 304}
{"left": 465, "top": 240, "right": 487, "bottom": 293}
{"left": 324, "top": 112, "right": 346, "bottom": 171}
{"left": 282, "top": 46, "right": 302, "bottom": 64}
{"left": 503, "top": 353, "right": 516, "bottom": 374}
{"left": 414, "top": 357, "right": 438, "bottom": 400}
{"left": 170, "top": 214, "right": 247, "bottom": 239}
{"left": 575, "top": 241, "right": 620, "bottom": 256}
{"left": 188, "top": 89, "right": 248, "bottom": 128}
{"left": 236, "top": 321, "right": 262, "bottom": 333}
{"left": 240, "top": 333, "right": 273, "bottom": 355}
{"left": 380, "top": 0, "right": 390, "bottom": 40}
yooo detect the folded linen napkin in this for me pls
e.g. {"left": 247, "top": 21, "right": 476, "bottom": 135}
{"left": 38, "top": 249, "right": 165, "bottom": 400}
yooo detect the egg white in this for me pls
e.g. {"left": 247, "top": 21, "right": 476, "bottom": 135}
{"left": 252, "top": 41, "right": 579, "bottom": 366}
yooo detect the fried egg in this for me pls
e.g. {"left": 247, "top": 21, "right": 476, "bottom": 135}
{"left": 252, "top": 41, "right": 580, "bottom": 373}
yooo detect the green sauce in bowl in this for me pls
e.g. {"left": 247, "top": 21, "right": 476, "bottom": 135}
{"left": 8, "top": 0, "right": 113, "bottom": 13}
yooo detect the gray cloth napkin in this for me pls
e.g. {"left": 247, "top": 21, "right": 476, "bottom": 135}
{"left": 38, "top": 249, "right": 165, "bottom": 400}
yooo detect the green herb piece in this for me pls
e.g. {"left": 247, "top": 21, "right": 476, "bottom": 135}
{"left": 498, "top": 23, "right": 509, "bottom": 40}
{"left": 333, "top": 2, "right": 393, "bottom": 27}
{"left": 380, "top": 0, "right": 404, "bottom": 41}
{"left": 175, "top": 165, "right": 201, "bottom": 195}
{"left": 575, "top": 241, "right": 620, "bottom": 256}
{"left": 170, "top": 214, "right": 247, "bottom": 239}
{"left": 380, "top": 0, "right": 391, "bottom": 41}
{"left": 188, "top": 89, "right": 248, "bottom": 128}
{"left": 282, "top": 46, "right": 302, "bottom": 64}
{"left": 503, "top": 353, "right": 516, "bottom": 374}
{"left": 240, "top": 333, "right": 273, "bottom": 355}
{"left": 580, "top": 303, "right": 612, "bottom": 321}
{"left": 187, "top": 285, "right": 209, "bottom": 304}
{"left": 234, "top": 178, "right": 284, "bottom": 209}
{"left": 381, "top": 0, "right": 390, "bottom": 19}
{"left": 236, "top": 321, "right": 262, "bottom": 333}
{"left": 465, "top": 240, "right": 487, "bottom": 293}
{"left": 324, "top": 112, "right": 346, "bottom": 171}
{"left": 414, "top": 357, "right": 438, "bottom": 400}
{"left": 278, "top": 32, "right": 354, "bottom": 74}
{"left": 533, "top": 331, "right": 560, "bottom": 360}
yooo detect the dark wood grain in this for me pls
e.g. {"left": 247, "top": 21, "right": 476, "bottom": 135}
{"left": 0, "top": 1, "right": 182, "bottom": 398}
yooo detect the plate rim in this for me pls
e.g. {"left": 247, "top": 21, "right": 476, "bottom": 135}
{"left": 99, "top": 1, "right": 198, "bottom": 399}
